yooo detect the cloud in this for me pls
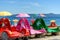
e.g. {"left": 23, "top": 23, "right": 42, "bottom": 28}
{"left": 22, "top": 2, "right": 40, "bottom": 7}
{"left": 30, "top": 2, "right": 40, "bottom": 7}
{"left": 33, "top": 3, "right": 40, "bottom": 7}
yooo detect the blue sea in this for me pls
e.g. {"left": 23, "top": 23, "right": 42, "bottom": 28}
{"left": 0, "top": 14, "right": 60, "bottom": 26}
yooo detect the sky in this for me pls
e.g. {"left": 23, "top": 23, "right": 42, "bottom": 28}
{"left": 0, "top": 0, "right": 60, "bottom": 14}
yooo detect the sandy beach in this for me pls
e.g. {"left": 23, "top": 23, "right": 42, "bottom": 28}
{"left": 30, "top": 35, "right": 60, "bottom": 40}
